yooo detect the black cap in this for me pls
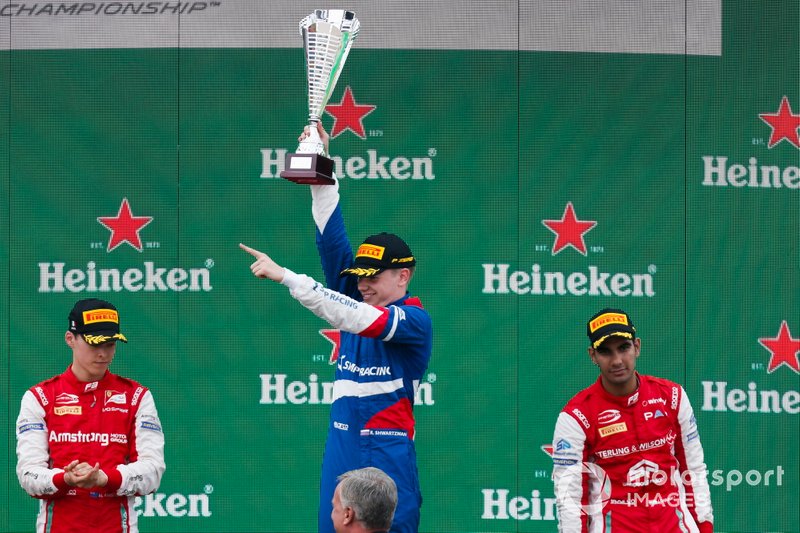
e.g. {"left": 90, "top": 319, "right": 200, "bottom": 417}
{"left": 68, "top": 298, "right": 128, "bottom": 346}
{"left": 340, "top": 233, "right": 416, "bottom": 278}
{"left": 587, "top": 308, "right": 636, "bottom": 349}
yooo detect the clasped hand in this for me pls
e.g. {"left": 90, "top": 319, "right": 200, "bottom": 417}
{"left": 63, "top": 459, "right": 108, "bottom": 488}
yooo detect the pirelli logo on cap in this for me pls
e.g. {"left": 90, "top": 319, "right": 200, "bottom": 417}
{"left": 598, "top": 422, "right": 627, "bottom": 437}
{"left": 83, "top": 309, "right": 119, "bottom": 325}
{"left": 356, "top": 244, "right": 385, "bottom": 260}
{"left": 589, "top": 312, "right": 629, "bottom": 333}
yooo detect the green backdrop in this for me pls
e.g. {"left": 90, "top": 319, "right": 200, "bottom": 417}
{"left": 2, "top": 1, "right": 798, "bottom": 532}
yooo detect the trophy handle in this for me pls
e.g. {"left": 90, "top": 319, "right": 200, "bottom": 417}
{"left": 280, "top": 119, "right": 335, "bottom": 185}
{"left": 304, "top": 119, "right": 326, "bottom": 156}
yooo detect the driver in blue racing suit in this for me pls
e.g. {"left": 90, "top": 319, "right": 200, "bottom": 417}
{"left": 240, "top": 122, "right": 432, "bottom": 533}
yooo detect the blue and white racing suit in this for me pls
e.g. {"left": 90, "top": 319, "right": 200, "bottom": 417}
{"left": 279, "top": 180, "right": 432, "bottom": 533}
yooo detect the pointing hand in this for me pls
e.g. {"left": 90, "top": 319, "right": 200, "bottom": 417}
{"left": 239, "top": 243, "right": 285, "bottom": 283}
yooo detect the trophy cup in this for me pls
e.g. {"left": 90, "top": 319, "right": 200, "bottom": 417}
{"left": 280, "top": 9, "right": 360, "bottom": 185}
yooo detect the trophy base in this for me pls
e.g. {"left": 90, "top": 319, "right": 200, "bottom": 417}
{"left": 280, "top": 153, "right": 336, "bottom": 185}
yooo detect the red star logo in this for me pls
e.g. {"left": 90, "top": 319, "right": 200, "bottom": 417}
{"left": 758, "top": 321, "right": 800, "bottom": 374}
{"left": 97, "top": 198, "right": 153, "bottom": 252}
{"left": 319, "top": 329, "right": 341, "bottom": 364}
{"left": 541, "top": 444, "right": 554, "bottom": 457}
{"left": 325, "top": 86, "right": 376, "bottom": 139}
{"left": 542, "top": 202, "right": 597, "bottom": 255}
{"left": 759, "top": 96, "right": 800, "bottom": 148}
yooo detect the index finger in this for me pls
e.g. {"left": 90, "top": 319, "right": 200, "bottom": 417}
{"left": 239, "top": 242, "right": 263, "bottom": 257}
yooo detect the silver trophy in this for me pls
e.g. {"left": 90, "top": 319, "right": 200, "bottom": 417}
{"left": 280, "top": 9, "right": 360, "bottom": 185}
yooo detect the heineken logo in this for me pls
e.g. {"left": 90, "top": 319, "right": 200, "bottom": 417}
{"left": 484, "top": 202, "right": 655, "bottom": 297}
{"left": 702, "top": 96, "right": 799, "bottom": 189}
{"left": 261, "top": 148, "right": 436, "bottom": 181}
{"left": 36, "top": 196, "right": 215, "bottom": 293}
{"left": 702, "top": 320, "right": 799, "bottom": 414}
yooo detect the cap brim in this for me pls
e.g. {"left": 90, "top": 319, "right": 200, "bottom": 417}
{"left": 591, "top": 331, "right": 634, "bottom": 349}
{"left": 340, "top": 266, "right": 383, "bottom": 278}
{"left": 82, "top": 332, "right": 128, "bottom": 345}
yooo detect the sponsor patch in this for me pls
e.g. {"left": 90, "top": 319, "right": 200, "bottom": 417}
{"left": 589, "top": 312, "right": 629, "bottom": 333}
{"left": 355, "top": 243, "right": 385, "bottom": 260}
{"left": 35, "top": 386, "right": 49, "bottom": 406}
{"left": 105, "top": 391, "right": 127, "bottom": 405}
{"left": 83, "top": 308, "right": 119, "bottom": 325}
{"left": 555, "top": 439, "right": 572, "bottom": 452}
{"left": 102, "top": 407, "right": 129, "bottom": 414}
{"left": 597, "top": 409, "right": 621, "bottom": 425}
{"left": 359, "top": 429, "right": 408, "bottom": 438}
{"left": 54, "top": 406, "right": 82, "bottom": 416}
{"left": 599, "top": 422, "right": 628, "bottom": 437}
{"left": 56, "top": 392, "right": 80, "bottom": 404}
{"left": 572, "top": 408, "right": 591, "bottom": 429}
{"left": 627, "top": 391, "right": 639, "bottom": 406}
{"left": 553, "top": 458, "right": 578, "bottom": 466}
{"left": 131, "top": 387, "right": 144, "bottom": 406}
{"left": 140, "top": 421, "right": 162, "bottom": 432}
{"left": 18, "top": 423, "right": 46, "bottom": 434}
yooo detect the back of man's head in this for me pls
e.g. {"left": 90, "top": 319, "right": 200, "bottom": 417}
{"left": 337, "top": 467, "right": 397, "bottom": 532}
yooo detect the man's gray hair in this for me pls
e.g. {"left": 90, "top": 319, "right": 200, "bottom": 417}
{"left": 337, "top": 467, "right": 398, "bottom": 531}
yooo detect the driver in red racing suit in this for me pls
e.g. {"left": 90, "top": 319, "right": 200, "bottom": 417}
{"left": 15, "top": 299, "right": 165, "bottom": 533}
{"left": 552, "top": 308, "right": 713, "bottom": 532}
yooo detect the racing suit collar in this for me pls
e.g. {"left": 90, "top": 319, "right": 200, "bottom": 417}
{"left": 595, "top": 371, "right": 643, "bottom": 406}
{"left": 63, "top": 365, "right": 111, "bottom": 394}
{"left": 392, "top": 292, "right": 424, "bottom": 308}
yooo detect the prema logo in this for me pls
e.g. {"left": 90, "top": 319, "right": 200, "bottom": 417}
{"left": 597, "top": 409, "right": 621, "bottom": 425}
{"left": 37, "top": 197, "right": 215, "bottom": 293}
{"left": 133, "top": 486, "right": 213, "bottom": 518}
{"left": 482, "top": 202, "right": 657, "bottom": 297}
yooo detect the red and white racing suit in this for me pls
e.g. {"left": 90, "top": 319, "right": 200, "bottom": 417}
{"left": 16, "top": 367, "right": 165, "bottom": 533}
{"left": 552, "top": 373, "right": 713, "bottom": 533}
